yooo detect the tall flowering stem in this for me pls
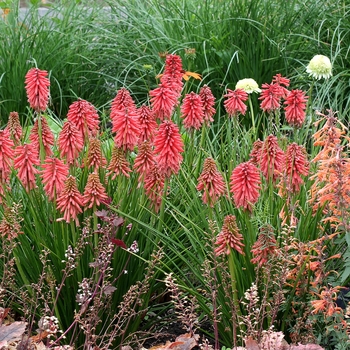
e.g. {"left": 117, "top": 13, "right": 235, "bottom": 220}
{"left": 214, "top": 215, "right": 244, "bottom": 321}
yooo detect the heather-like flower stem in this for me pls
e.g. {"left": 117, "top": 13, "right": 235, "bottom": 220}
{"left": 228, "top": 249, "right": 242, "bottom": 338}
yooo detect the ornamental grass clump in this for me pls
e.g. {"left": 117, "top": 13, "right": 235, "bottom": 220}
{"left": 1, "top": 50, "right": 349, "bottom": 350}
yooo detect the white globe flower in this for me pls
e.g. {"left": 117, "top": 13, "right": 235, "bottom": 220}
{"left": 306, "top": 55, "right": 332, "bottom": 80}
{"left": 235, "top": 78, "right": 261, "bottom": 94}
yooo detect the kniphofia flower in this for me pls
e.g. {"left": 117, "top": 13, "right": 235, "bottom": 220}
{"left": 259, "top": 135, "right": 285, "bottom": 181}
{"left": 58, "top": 120, "right": 84, "bottom": 165}
{"left": 259, "top": 83, "right": 282, "bottom": 112}
{"left": 153, "top": 120, "right": 184, "bottom": 177}
{"left": 224, "top": 89, "right": 248, "bottom": 117}
{"left": 0, "top": 129, "right": 14, "bottom": 183}
{"left": 107, "top": 146, "right": 132, "bottom": 179}
{"left": 285, "top": 143, "right": 309, "bottom": 193}
{"left": 214, "top": 215, "right": 245, "bottom": 256}
{"left": 41, "top": 157, "right": 69, "bottom": 201}
{"left": 150, "top": 80, "right": 179, "bottom": 121}
{"left": 137, "top": 105, "right": 157, "bottom": 143}
{"left": 143, "top": 163, "right": 166, "bottom": 213}
{"left": 160, "top": 54, "right": 184, "bottom": 94}
{"left": 86, "top": 138, "right": 107, "bottom": 171}
{"left": 134, "top": 140, "right": 155, "bottom": 184}
{"left": 284, "top": 89, "right": 308, "bottom": 127}
{"left": 181, "top": 92, "right": 204, "bottom": 130}
{"left": 272, "top": 74, "right": 290, "bottom": 99}
{"left": 25, "top": 67, "right": 50, "bottom": 112}
{"left": 235, "top": 78, "right": 261, "bottom": 94}
{"left": 111, "top": 103, "right": 140, "bottom": 152}
{"left": 199, "top": 85, "right": 216, "bottom": 124}
{"left": 6, "top": 112, "right": 22, "bottom": 145}
{"left": 110, "top": 88, "right": 136, "bottom": 116}
{"left": 14, "top": 143, "right": 40, "bottom": 192}
{"left": 83, "top": 172, "right": 108, "bottom": 208}
{"left": 29, "top": 116, "right": 55, "bottom": 158}
{"left": 230, "top": 161, "right": 261, "bottom": 212}
{"left": 197, "top": 157, "right": 226, "bottom": 207}
{"left": 56, "top": 175, "right": 84, "bottom": 226}
{"left": 306, "top": 55, "right": 332, "bottom": 80}
{"left": 67, "top": 99, "right": 99, "bottom": 140}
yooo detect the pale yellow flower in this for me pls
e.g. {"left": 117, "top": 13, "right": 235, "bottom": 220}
{"left": 235, "top": 78, "right": 261, "bottom": 94}
{"left": 306, "top": 55, "right": 332, "bottom": 80}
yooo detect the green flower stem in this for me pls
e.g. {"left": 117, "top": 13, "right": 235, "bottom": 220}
{"left": 157, "top": 177, "right": 169, "bottom": 234}
{"left": 37, "top": 114, "right": 45, "bottom": 164}
{"left": 228, "top": 249, "right": 242, "bottom": 333}
{"left": 194, "top": 124, "right": 207, "bottom": 179}
{"left": 248, "top": 96, "right": 256, "bottom": 137}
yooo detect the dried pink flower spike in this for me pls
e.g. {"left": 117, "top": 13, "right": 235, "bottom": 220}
{"left": 214, "top": 215, "right": 245, "bottom": 256}
{"left": 197, "top": 157, "right": 226, "bottom": 207}
{"left": 83, "top": 172, "right": 108, "bottom": 209}
{"left": 56, "top": 175, "right": 84, "bottom": 226}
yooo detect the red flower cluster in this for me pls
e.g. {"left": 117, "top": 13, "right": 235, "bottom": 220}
{"left": 29, "top": 116, "right": 54, "bottom": 158}
{"left": 154, "top": 120, "right": 184, "bottom": 177}
{"left": 284, "top": 89, "right": 308, "bottom": 127}
{"left": 230, "top": 161, "right": 261, "bottom": 211}
{"left": 181, "top": 92, "right": 204, "bottom": 130}
{"left": 25, "top": 68, "right": 50, "bottom": 112}
{"left": 224, "top": 89, "right": 248, "bottom": 117}
{"left": 110, "top": 88, "right": 140, "bottom": 151}
{"left": 67, "top": 99, "right": 100, "bottom": 139}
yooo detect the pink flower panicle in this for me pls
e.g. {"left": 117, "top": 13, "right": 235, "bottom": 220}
{"left": 143, "top": 163, "right": 166, "bottom": 213}
{"left": 249, "top": 139, "right": 263, "bottom": 166}
{"left": 153, "top": 120, "right": 184, "bottom": 177}
{"left": 29, "top": 116, "right": 55, "bottom": 158}
{"left": 0, "top": 129, "right": 15, "bottom": 183}
{"left": 214, "top": 215, "right": 245, "bottom": 256}
{"left": 137, "top": 105, "right": 158, "bottom": 143}
{"left": 14, "top": 143, "right": 40, "bottom": 192}
{"left": 251, "top": 224, "right": 277, "bottom": 267}
{"left": 58, "top": 120, "right": 84, "bottom": 165}
{"left": 199, "top": 85, "right": 216, "bottom": 124}
{"left": 134, "top": 140, "right": 155, "bottom": 184}
{"left": 56, "top": 175, "right": 84, "bottom": 226}
{"left": 161, "top": 54, "right": 184, "bottom": 94}
{"left": 259, "top": 135, "right": 285, "bottom": 181}
{"left": 41, "top": 157, "right": 69, "bottom": 201}
{"left": 181, "top": 92, "right": 205, "bottom": 130}
{"left": 67, "top": 99, "right": 100, "bottom": 140}
{"left": 259, "top": 83, "right": 283, "bottom": 112}
{"left": 86, "top": 138, "right": 107, "bottom": 171}
{"left": 6, "top": 112, "right": 22, "bottom": 145}
{"left": 110, "top": 88, "right": 136, "bottom": 115}
{"left": 150, "top": 80, "right": 179, "bottom": 121}
{"left": 285, "top": 143, "right": 309, "bottom": 193}
{"left": 83, "top": 172, "right": 108, "bottom": 208}
{"left": 107, "top": 146, "right": 132, "bottom": 180}
{"left": 224, "top": 88, "right": 248, "bottom": 117}
{"left": 284, "top": 89, "right": 308, "bottom": 127}
{"left": 24, "top": 68, "right": 50, "bottom": 112}
{"left": 196, "top": 157, "right": 226, "bottom": 207}
{"left": 230, "top": 161, "right": 261, "bottom": 212}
